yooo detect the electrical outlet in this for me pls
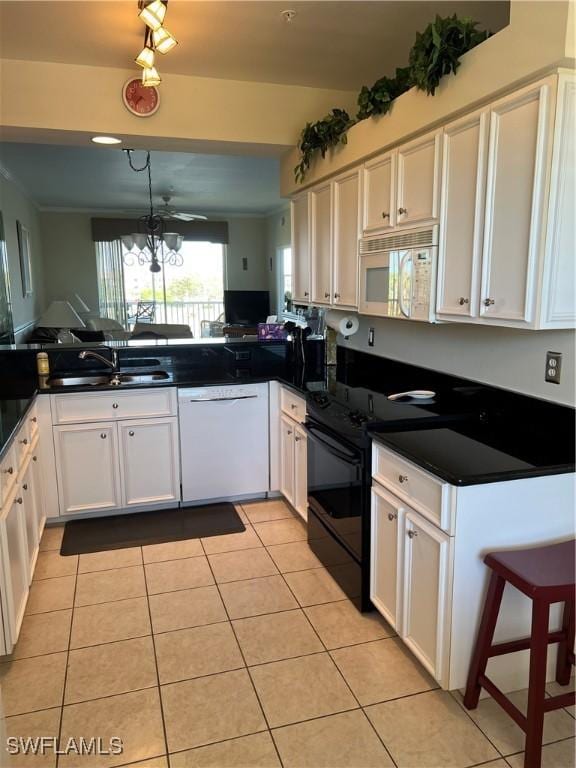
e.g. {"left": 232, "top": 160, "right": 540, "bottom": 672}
{"left": 545, "top": 351, "right": 562, "bottom": 384}
{"left": 368, "top": 327, "right": 375, "bottom": 347}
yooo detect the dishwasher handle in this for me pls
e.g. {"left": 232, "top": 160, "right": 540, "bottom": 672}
{"left": 185, "top": 394, "right": 259, "bottom": 403}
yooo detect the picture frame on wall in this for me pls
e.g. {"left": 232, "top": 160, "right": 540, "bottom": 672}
{"left": 16, "top": 219, "right": 32, "bottom": 297}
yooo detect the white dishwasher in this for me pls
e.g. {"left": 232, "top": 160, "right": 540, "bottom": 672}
{"left": 179, "top": 383, "right": 270, "bottom": 503}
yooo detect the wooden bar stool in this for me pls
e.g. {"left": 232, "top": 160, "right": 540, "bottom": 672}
{"left": 464, "top": 539, "right": 575, "bottom": 768}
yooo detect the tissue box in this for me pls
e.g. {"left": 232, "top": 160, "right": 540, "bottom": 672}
{"left": 257, "top": 323, "right": 287, "bottom": 340}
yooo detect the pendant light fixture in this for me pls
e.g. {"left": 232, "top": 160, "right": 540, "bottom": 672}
{"left": 135, "top": 1, "right": 178, "bottom": 87}
{"left": 123, "top": 149, "right": 185, "bottom": 273}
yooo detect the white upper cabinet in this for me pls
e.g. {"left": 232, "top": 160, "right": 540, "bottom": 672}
{"left": 291, "top": 192, "right": 311, "bottom": 303}
{"left": 396, "top": 129, "right": 442, "bottom": 228}
{"left": 480, "top": 78, "right": 554, "bottom": 324}
{"left": 332, "top": 168, "right": 361, "bottom": 308}
{"left": 437, "top": 109, "right": 489, "bottom": 319}
{"left": 310, "top": 183, "right": 333, "bottom": 306}
{"left": 362, "top": 151, "right": 396, "bottom": 232}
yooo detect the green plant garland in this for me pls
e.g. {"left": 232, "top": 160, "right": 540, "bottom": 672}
{"left": 295, "top": 15, "right": 490, "bottom": 181}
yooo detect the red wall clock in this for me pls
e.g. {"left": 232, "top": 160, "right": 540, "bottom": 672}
{"left": 122, "top": 77, "right": 160, "bottom": 117}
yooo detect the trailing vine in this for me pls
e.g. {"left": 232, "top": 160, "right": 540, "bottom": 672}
{"left": 295, "top": 15, "right": 490, "bottom": 181}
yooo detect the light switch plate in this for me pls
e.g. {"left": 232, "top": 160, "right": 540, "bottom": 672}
{"left": 368, "top": 327, "right": 375, "bottom": 347}
{"left": 545, "top": 351, "right": 562, "bottom": 384}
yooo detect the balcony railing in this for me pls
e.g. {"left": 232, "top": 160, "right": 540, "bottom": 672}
{"left": 126, "top": 300, "right": 225, "bottom": 338}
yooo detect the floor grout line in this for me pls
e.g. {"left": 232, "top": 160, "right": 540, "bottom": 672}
{"left": 55, "top": 547, "right": 79, "bottom": 768}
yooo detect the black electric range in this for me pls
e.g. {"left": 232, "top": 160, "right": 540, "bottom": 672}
{"left": 304, "top": 377, "right": 478, "bottom": 612}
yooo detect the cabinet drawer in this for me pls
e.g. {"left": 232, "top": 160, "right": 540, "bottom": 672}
{"left": 280, "top": 388, "right": 306, "bottom": 423}
{"left": 372, "top": 442, "right": 454, "bottom": 533}
{"left": 51, "top": 388, "right": 177, "bottom": 424}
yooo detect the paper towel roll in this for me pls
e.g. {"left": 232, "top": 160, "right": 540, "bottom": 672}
{"left": 325, "top": 310, "right": 360, "bottom": 338}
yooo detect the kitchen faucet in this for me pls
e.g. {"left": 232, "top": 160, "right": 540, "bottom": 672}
{"left": 78, "top": 349, "right": 120, "bottom": 379}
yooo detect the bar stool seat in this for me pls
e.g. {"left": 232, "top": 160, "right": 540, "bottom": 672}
{"left": 464, "top": 539, "right": 575, "bottom": 768}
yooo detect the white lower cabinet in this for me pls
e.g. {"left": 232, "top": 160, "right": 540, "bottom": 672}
{"left": 119, "top": 418, "right": 180, "bottom": 507}
{"left": 20, "top": 460, "right": 39, "bottom": 583}
{"left": 54, "top": 422, "right": 122, "bottom": 515}
{"left": 371, "top": 478, "right": 453, "bottom": 686}
{"left": 51, "top": 389, "right": 180, "bottom": 517}
{"left": 279, "top": 407, "right": 308, "bottom": 522}
{"left": 401, "top": 509, "right": 452, "bottom": 685}
{"left": 0, "top": 485, "right": 30, "bottom": 654}
{"left": 280, "top": 415, "right": 295, "bottom": 507}
{"left": 293, "top": 423, "right": 308, "bottom": 520}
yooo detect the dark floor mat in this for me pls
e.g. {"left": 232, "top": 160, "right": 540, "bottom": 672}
{"left": 60, "top": 503, "right": 245, "bottom": 556}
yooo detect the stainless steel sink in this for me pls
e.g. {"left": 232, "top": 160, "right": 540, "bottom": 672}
{"left": 47, "top": 375, "right": 112, "bottom": 387}
{"left": 47, "top": 371, "right": 170, "bottom": 388}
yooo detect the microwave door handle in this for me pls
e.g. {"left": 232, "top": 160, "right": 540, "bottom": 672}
{"left": 398, "top": 252, "right": 410, "bottom": 318}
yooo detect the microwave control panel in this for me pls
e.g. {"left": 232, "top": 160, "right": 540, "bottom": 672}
{"left": 411, "top": 249, "right": 434, "bottom": 321}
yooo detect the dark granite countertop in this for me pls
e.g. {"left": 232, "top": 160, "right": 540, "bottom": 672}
{"left": 370, "top": 421, "right": 575, "bottom": 486}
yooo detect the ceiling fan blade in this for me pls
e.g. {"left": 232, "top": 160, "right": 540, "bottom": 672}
{"left": 171, "top": 212, "right": 208, "bottom": 221}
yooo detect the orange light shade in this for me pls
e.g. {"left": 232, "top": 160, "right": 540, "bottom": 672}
{"left": 138, "top": 0, "right": 166, "bottom": 31}
{"left": 142, "top": 65, "right": 161, "bottom": 86}
{"left": 135, "top": 45, "right": 155, "bottom": 68}
{"left": 153, "top": 26, "right": 178, "bottom": 54}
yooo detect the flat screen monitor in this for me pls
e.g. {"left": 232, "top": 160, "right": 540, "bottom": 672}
{"left": 224, "top": 290, "right": 270, "bottom": 326}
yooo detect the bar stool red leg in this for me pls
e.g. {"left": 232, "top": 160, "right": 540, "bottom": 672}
{"left": 524, "top": 599, "right": 550, "bottom": 768}
{"left": 555, "top": 599, "right": 575, "bottom": 686}
{"left": 464, "top": 571, "right": 506, "bottom": 710}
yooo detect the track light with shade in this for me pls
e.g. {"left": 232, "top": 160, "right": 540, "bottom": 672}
{"left": 153, "top": 26, "right": 177, "bottom": 54}
{"left": 135, "top": 45, "right": 155, "bottom": 69}
{"left": 138, "top": 0, "right": 166, "bottom": 31}
{"left": 142, "top": 65, "right": 161, "bottom": 87}
{"left": 133, "top": 1, "right": 177, "bottom": 89}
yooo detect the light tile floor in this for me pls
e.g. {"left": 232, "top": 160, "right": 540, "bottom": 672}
{"left": 1, "top": 499, "right": 574, "bottom": 768}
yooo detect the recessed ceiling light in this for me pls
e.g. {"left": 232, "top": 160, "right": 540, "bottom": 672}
{"left": 91, "top": 136, "right": 122, "bottom": 145}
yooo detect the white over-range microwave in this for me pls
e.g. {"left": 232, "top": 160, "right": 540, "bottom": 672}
{"left": 358, "top": 226, "right": 438, "bottom": 322}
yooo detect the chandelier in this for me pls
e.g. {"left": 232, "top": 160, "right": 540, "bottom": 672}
{"left": 122, "top": 149, "right": 184, "bottom": 273}
{"left": 135, "top": 0, "right": 178, "bottom": 87}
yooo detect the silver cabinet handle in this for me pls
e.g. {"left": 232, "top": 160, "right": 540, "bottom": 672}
{"left": 407, "top": 529, "right": 418, "bottom": 539}
{"left": 324, "top": 292, "right": 330, "bottom": 299}
{"left": 398, "top": 475, "right": 408, "bottom": 484}
{"left": 334, "top": 293, "right": 341, "bottom": 299}
{"left": 100, "top": 433, "right": 107, "bottom": 439}
{"left": 33, "top": 456, "right": 38, "bottom": 462}
{"left": 304, "top": 291, "right": 309, "bottom": 297}
{"left": 31, "top": 416, "right": 37, "bottom": 423}
{"left": 22, "top": 483, "right": 28, "bottom": 491}
{"left": 483, "top": 298, "right": 495, "bottom": 306}
{"left": 4, "top": 467, "right": 13, "bottom": 475}
{"left": 287, "top": 429, "right": 293, "bottom": 436}
{"left": 295, "top": 435, "right": 301, "bottom": 442}
{"left": 387, "top": 512, "right": 397, "bottom": 521}
{"left": 291, "top": 403, "right": 297, "bottom": 409}
{"left": 398, "top": 207, "right": 407, "bottom": 215}
{"left": 381, "top": 212, "right": 390, "bottom": 219}
{"left": 15, "top": 497, "right": 23, "bottom": 505}
{"left": 458, "top": 297, "right": 469, "bottom": 305}
{"left": 20, "top": 438, "right": 28, "bottom": 445}
{"left": 128, "top": 431, "right": 135, "bottom": 437}
{"left": 112, "top": 403, "right": 119, "bottom": 409}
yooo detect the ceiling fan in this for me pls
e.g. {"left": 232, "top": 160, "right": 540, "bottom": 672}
{"left": 157, "top": 195, "right": 208, "bottom": 222}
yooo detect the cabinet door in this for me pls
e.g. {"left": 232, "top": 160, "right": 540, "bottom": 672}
{"left": 0, "top": 489, "right": 29, "bottom": 651}
{"left": 310, "top": 183, "right": 333, "bottom": 306}
{"left": 119, "top": 418, "right": 180, "bottom": 507}
{"left": 480, "top": 78, "right": 554, "bottom": 323}
{"left": 396, "top": 130, "right": 441, "bottom": 228}
{"left": 54, "top": 423, "right": 121, "bottom": 515}
{"left": 293, "top": 423, "right": 308, "bottom": 521}
{"left": 362, "top": 151, "right": 396, "bottom": 232}
{"left": 280, "top": 416, "right": 295, "bottom": 506}
{"left": 291, "top": 193, "right": 311, "bottom": 303}
{"left": 401, "top": 509, "right": 452, "bottom": 685}
{"left": 437, "top": 110, "right": 489, "bottom": 319}
{"left": 30, "top": 447, "right": 46, "bottom": 542}
{"left": 333, "top": 169, "right": 361, "bottom": 308}
{"left": 370, "top": 484, "right": 404, "bottom": 630}
{"left": 20, "top": 462, "right": 38, "bottom": 583}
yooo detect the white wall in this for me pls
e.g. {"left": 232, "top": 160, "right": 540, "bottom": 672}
{"left": 339, "top": 315, "right": 575, "bottom": 406}
{"left": 40, "top": 212, "right": 99, "bottom": 310}
{"left": 225, "top": 217, "right": 268, "bottom": 292}
{"left": 266, "top": 207, "right": 291, "bottom": 312}
{"left": 0, "top": 173, "right": 45, "bottom": 338}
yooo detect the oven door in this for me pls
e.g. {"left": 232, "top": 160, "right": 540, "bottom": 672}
{"left": 358, "top": 249, "right": 400, "bottom": 317}
{"left": 305, "top": 419, "right": 365, "bottom": 561}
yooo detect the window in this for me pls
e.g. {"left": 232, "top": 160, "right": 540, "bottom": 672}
{"left": 97, "top": 240, "right": 226, "bottom": 338}
{"left": 277, "top": 246, "right": 292, "bottom": 315}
